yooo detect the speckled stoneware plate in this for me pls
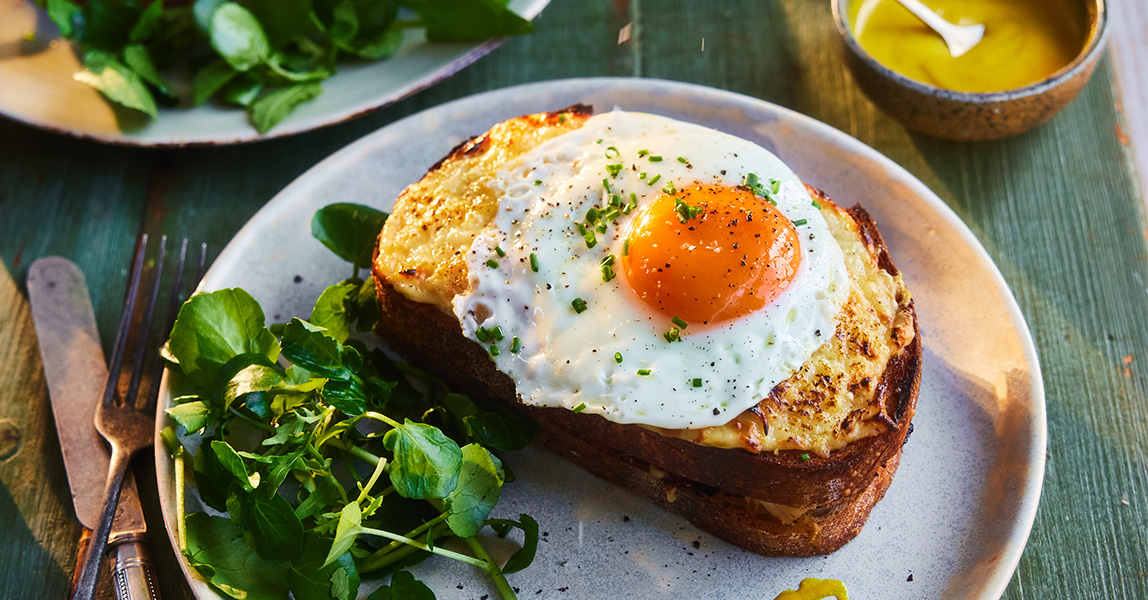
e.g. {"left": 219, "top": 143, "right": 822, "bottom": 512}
{"left": 155, "top": 78, "right": 1046, "bottom": 599}
{"left": 0, "top": 0, "right": 548, "bottom": 146}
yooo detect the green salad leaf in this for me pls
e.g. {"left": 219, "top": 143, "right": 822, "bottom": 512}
{"left": 311, "top": 203, "right": 389, "bottom": 269}
{"left": 185, "top": 513, "right": 291, "bottom": 600}
{"left": 384, "top": 419, "right": 463, "bottom": 500}
{"left": 167, "top": 287, "right": 279, "bottom": 387}
{"left": 289, "top": 534, "right": 361, "bottom": 600}
{"left": 250, "top": 82, "right": 323, "bottom": 134}
{"left": 209, "top": 3, "right": 271, "bottom": 71}
{"left": 367, "top": 570, "right": 436, "bottom": 600}
{"left": 74, "top": 50, "right": 159, "bottom": 118}
{"left": 445, "top": 444, "right": 504, "bottom": 537}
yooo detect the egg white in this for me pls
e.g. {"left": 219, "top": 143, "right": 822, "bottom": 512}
{"left": 452, "top": 111, "right": 850, "bottom": 429}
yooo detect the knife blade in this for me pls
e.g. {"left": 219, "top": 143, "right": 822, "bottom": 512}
{"left": 28, "top": 257, "right": 159, "bottom": 600}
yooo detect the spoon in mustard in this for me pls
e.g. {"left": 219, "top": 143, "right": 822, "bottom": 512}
{"left": 892, "top": 0, "right": 985, "bottom": 58}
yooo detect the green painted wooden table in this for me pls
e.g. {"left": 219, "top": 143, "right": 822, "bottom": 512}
{"left": 2, "top": 1, "right": 1146, "bottom": 598}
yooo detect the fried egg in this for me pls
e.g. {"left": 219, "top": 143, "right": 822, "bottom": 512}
{"left": 452, "top": 111, "right": 850, "bottom": 429}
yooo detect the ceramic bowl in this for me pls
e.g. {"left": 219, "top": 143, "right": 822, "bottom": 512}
{"left": 832, "top": 0, "right": 1109, "bottom": 141}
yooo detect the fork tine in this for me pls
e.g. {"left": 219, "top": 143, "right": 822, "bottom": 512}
{"left": 101, "top": 234, "right": 149, "bottom": 407}
{"left": 145, "top": 238, "right": 189, "bottom": 412}
{"left": 124, "top": 235, "right": 167, "bottom": 409}
{"left": 193, "top": 242, "right": 207, "bottom": 288}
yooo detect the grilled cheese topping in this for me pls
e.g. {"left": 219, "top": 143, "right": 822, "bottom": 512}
{"left": 375, "top": 110, "right": 915, "bottom": 457}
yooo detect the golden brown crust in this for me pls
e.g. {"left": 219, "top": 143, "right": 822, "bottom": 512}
{"left": 375, "top": 104, "right": 593, "bottom": 307}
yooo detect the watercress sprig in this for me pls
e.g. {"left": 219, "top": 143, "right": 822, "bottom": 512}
{"left": 162, "top": 202, "right": 539, "bottom": 600}
{"left": 37, "top": 0, "right": 533, "bottom": 133}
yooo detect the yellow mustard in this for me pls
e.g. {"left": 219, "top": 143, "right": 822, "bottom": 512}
{"left": 772, "top": 577, "right": 850, "bottom": 600}
{"left": 849, "top": 0, "right": 1090, "bottom": 93}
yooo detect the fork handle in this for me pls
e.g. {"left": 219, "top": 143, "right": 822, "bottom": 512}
{"left": 111, "top": 538, "right": 160, "bottom": 600}
{"left": 73, "top": 446, "right": 131, "bottom": 600}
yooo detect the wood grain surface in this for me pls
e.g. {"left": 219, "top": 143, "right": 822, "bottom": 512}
{"left": 0, "top": 1, "right": 1145, "bottom": 599}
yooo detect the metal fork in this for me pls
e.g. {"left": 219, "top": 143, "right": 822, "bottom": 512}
{"left": 73, "top": 234, "right": 206, "bottom": 600}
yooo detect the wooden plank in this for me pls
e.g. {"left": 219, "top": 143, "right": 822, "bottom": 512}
{"left": 0, "top": 258, "right": 85, "bottom": 599}
{"left": 1109, "top": 0, "right": 1148, "bottom": 202}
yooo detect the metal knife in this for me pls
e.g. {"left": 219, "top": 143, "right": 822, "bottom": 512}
{"left": 27, "top": 257, "right": 160, "bottom": 600}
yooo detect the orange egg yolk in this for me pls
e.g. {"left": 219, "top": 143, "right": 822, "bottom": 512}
{"left": 621, "top": 185, "right": 801, "bottom": 326}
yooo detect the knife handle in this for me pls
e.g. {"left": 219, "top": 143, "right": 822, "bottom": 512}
{"left": 111, "top": 538, "right": 160, "bottom": 600}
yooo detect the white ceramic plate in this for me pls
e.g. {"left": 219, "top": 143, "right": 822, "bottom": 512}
{"left": 0, "top": 0, "right": 548, "bottom": 146}
{"left": 156, "top": 78, "right": 1046, "bottom": 599}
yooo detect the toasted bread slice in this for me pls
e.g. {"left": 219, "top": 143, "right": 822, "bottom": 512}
{"left": 371, "top": 106, "right": 921, "bottom": 555}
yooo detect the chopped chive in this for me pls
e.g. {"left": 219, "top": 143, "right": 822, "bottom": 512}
{"left": 490, "top": 326, "right": 505, "bottom": 341}
{"left": 623, "top": 193, "right": 637, "bottom": 214}
{"left": 601, "top": 264, "right": 616, "bottom": 282}
{"left": 596, "top": 222, "right": 607, "bottom": 234}
{"left": 770, "top": 179, "right": 780, "bottom": 194}
{"left": 614, "top": 352, "right": 623, "bottom": 363}
{"left": 767, "top": 196, "right": 778, "bottom": 206}
{"left": 602, "top": 178, "right": 611, "bottom": 193}
{"left": 510, "top": 337, "right": 522, "bottom": 353}
{"left": 603, "top": 207, "right": 621, "bottom": 222}
{"left": 671, "top": 316, "right": 688, "bottom": 329}
{"left": 475, "top": 327, "right": 491, "bottom": 342}
{"left": 576, "top": 222, "right": 587, "bottom": 235}
{"left": 677, "top": 156, "right": 689, "bottom": 163}
{"left": 691, "top": 378, "right": 703, "bottom": 387}
{"left": 606, "top": 163, "right": 624, "bottom": 178}
{"left": 637, "top": 368, "right": 652, "bottom": 376}
{"left": 811, "top": 200, "right": 822, "bottom": 209}
{"left": 600, "top": 254, "right": 616, "bottom": 266}
{"left": 799, "top": 453, "right": 811, "bottom": 461}
{"left": 622, "top": 239, "right": 630, "bottom": 256}
{"left": 534, "top": 179, "right": 542, "bottom": 185}
{"left": 639, "top": 172, "right": 648, "bottom": 180}
{"left": 486, "top": 259, "right": 499, "bottom": 268}
{"left": 675, "top": 198, "right": 703, "bottom": 223}
{"left": 572, "top": 297, "right": 588, "bottom": 314}
{"left": 663, "top": 327, "right": 681, "bottom": 342}
{"left": 638, "top": 149, "right": 650, "bottom": 157}
{"left": 662, "top": 182, "right": 676, "bottom": 194}
{"left": 558, "top": 115, "right": 566, "bottom": 123}
{"left": 744, "top": 173, "right": 760, "bottom": 188}
{"left": 596, "top": 138, "right": 603, "bottom": 144}
{"left": 605, "top": 146, "right": 620, "bottom": 158}
{"left": 648, "top": 155, "right": 663, "bottom": 162}
{"left": 529, "top": 252, "right": 539, "bottom": 272}
{"left": 647, "top": 174, "right": 662, "bottom": 186}
{"left": 584, "top": 231, "right": 597, "bottom": 248}
{"left": 572, "top": 402, "right": 587, "bottom": 413}
{"left": 494, "top": 246, "right": 506, "bottom": 257}
{"left": 609, "top": 193, "right": 623, "bottom": 207}
{"left": 586, "top": 207, "right": 600, "bottom": 223}
{"left": 792, "top": 219, "right": 808, "bottom": 227}
{"left": 489, "top": 344, "right": 501, "bottom": 357}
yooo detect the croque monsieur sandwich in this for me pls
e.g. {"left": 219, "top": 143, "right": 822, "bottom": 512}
{"left": 371, "top": 105, "right": 921, "bottom": 556}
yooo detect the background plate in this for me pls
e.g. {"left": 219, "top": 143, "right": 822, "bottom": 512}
{"left": 156, "top": 78, "right": 1046, "bottom": 599}
{"left": 0, "top": 0, "right": 548, "bottom": 146}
